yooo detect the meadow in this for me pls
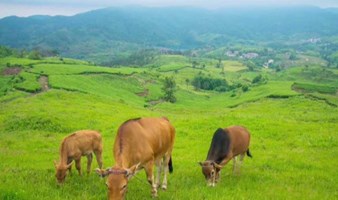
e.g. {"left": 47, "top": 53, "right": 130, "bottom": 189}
{"left": 0, "top": 55, "right": 337, "bottom": 200}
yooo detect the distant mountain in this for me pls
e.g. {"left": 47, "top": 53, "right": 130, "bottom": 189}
{"left": 0, "top": 6, "right": 338, "bottom": 62}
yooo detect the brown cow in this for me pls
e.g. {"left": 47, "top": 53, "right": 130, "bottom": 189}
{"left": 54, "top": 130, "right": 103, "bottom": 183}
{"left": 199, "top": 126, "right": 252, "bottom": 186}
{"left": 96, "top": 117, "right": 175, "bottom": 200}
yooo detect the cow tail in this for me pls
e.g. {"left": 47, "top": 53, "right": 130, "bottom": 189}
{"left": 168, "top": 156, "right": 173, "bottom": 173}
{"left": 246, "top": 149, "right": 253, "bottom": 158}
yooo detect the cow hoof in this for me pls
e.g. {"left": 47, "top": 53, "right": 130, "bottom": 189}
{"left": 151, "top": 188, "right": 158, "bottom": 198}
{"left": 161, "top": 185, "right": 167, "bottom": 190}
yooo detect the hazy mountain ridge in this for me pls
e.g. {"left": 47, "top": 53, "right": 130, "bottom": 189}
{"left": 1, "top": 6, "right": 338, "bottom": 61}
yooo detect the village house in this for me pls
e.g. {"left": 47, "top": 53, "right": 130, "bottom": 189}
{"left": 243, "top": 52, "right": 259, "bottom": 59}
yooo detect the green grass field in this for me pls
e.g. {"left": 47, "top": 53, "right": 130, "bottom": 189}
{"left": 0, "top": 56, "right": 337, "bottom": 199}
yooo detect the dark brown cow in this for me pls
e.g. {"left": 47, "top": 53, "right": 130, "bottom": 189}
{"left": 96, "top": 117, "right": 175, "bottom": 200}
{"left": 54, "top": 130, "right": 103, "bottom": 183}
{"left": 199, "top": 126, "right": 252, "bottom": 186}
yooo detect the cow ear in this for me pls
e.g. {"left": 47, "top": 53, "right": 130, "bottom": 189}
{"left": 125, "top": 163, "right": 140, "bottom": 179}
{"left": 96, "top": 168, "right": 110, "bottom": 178}
{"left": 198, "top": 161, "right": 204, "bottom": 166}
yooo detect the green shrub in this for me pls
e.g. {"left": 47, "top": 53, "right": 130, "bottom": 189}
{"left": 242, "top": 85, "right": 249, "bottom": 92}
{"left": 28, "top": 50, "right": 41, "bottom": 60}
{"left": 192, "top": 75, "right": 229, "bottom": 91}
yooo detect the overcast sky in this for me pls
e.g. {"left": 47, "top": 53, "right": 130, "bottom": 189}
{"left": 0, "top": 0, "right": 338, "bottom": 18}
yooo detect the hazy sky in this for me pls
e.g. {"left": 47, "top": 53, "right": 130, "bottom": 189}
{"left": 0, "top": 0, "right": 338, "bottom": 18}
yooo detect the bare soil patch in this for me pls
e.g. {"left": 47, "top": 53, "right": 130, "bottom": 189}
{"left": 2, "top": 67, "right": 22, "bottom": 75}
{"left": 136, "top": 89, "right": 149, "bottom": 97}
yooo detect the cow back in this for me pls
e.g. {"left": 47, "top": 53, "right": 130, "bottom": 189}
{"left": 62, "top": 130, "right": 102, "bottom": 157}
{"left": 113, "top": 117, "right": 175, "bottom": 168}
{"left": 227, "top": 126, "right": 251, "bottom": 157}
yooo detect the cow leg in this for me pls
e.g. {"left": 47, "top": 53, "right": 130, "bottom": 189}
{"left": 237, "top": 153, "right": 245, "bottom": 175}
{"left": 232, "top": 156, "right": 237, "bottom": 174}
{"left": 155, "top": 159, "right": 162, "bottom": 189}
{"left": 215, "top": 170, "right": 221, "bottom": 183}
{"left": 162, "top": 155, "right": 170, "bottom": 190}
{"left": 86, "top": 153, "right": 93, "bottom": 174}
{"left": 67, "top": 158, "right": 73, "bottom": 174}
{"left": 218, "top": 153, "right": 233, "bottom": 180}
{"left": 75, "top": 158, "right": 82, "bottom": 176}
{"left": 144, "top": 160, "right": 157, "bottom": 197}
{"left": 94, "top": 149, "right": 103, "bottom": 169}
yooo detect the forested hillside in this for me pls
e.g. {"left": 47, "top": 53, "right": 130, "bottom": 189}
{"left": 1, "top": 6, "right": 338, "bottom": 62}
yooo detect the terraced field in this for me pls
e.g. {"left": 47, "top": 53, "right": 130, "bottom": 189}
{"left": 0, "top": 55, "right": 337, "bottom": 199}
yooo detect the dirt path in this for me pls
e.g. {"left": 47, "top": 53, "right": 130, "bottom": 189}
{"left": 39, "top": 75, "right": 49, "bottom": 91}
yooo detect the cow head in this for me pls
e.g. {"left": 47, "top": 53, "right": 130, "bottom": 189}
{"left": 96, "top": 164, "right": 139, "bottom": 200}
{"left": 198, "top": 161, "right": 222, "bottom": 187}
{"left": 54, "top": 160, "right": 72, "bottom": 184}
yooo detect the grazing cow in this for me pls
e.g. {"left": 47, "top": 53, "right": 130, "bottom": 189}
{"left": 96, "top": 117, "right": 175, "bottom": 200}
{"left": 199, "top": 126, "right": 252, "bottom": 186}
{"left": 54, "top": 130, "right": 103, "bottom": 183}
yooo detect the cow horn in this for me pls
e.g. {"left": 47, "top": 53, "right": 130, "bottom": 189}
{"left": 212, "top": 162, "right": 222, "bottom": 169}
{"left": 66, "top": 161, "right": 73, "bottom": 169}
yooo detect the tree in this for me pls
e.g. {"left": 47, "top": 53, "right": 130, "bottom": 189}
{"left": 191, "top": 75, "right": 229, "bottom": 91}
{"left": 185, "top": 78, "right": 190, "bottom": 88}
{"left": 18, "top": 49, "right": 26, "bottom": 58}
{"left": 215, "top": 59, "right": 222, "bottom": 68}
{"left": 252, "top": 74, "right": 267, "bottom": 84}
{"left": 162, "top": 76, "right": 176, "bottom": 103}
{"left": 28, "top": 50, "right": 41, "bottom": 60}
{"left": 289, "top": 52, "right": 297, "bottom": 60}
{"left": 192, "top": 61, "right": 198, "bottom": 68}
{"left": 252, "top": 74, "right": 262, "bottom": 84}
{"left": 276, "top": 66, "right": 281, "bottom": 72}
{"left": 221, "top": 66, "right": 225, "bottom": 75}
{"left": 246, "top": 61, "right": 255, "bottom": 71}
{"left": 242, "top": 85, "right": 249, "bottom": 92}
{"left": 0, "top": 46, "right": 13, "bottom": 57}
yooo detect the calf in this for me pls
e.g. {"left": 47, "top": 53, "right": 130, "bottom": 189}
{"left": 54, "top": 130, "right": 103, "bottom": 183}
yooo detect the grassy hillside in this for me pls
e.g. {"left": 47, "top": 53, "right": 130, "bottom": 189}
{"left": 0, "top": 55, "right": 337, "bottom": 199}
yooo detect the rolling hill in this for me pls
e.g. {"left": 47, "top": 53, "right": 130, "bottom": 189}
{"left": 1, "top": 6, "right": 338, "bottom": 62}
{"left": 0, "top": 54, "right": 337, "bottom": 199}
{"left": 1, "top": 5, "right": 338, "bottom": 198}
